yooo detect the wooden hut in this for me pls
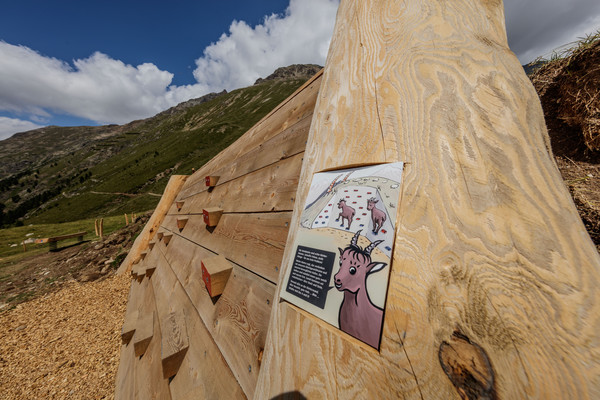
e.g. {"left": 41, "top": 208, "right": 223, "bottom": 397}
{"left": 116, "top": 1, "right": 600, "bottom": 398}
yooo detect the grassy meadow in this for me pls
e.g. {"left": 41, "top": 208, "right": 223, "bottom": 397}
{"left": 0, "top": 214, "right": 137, "bottom": 269}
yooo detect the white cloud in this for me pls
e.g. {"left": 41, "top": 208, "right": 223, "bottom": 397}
{"left": 1, "top": 0, "right": 598, "bottom": 142}
{"left": 0, "top": 43, "right": 179, "bottom": 124}
{"left": 0, "top": 117, "right": 44, "bottom": 141}
{"left": 192, "top": 0, "right": 339, "bottom": 92}
{"left": 505, "top": 0, "right": 600, "bottom": 63}
{"left": 0, "top": 0, "right": 338, "bottom": 138}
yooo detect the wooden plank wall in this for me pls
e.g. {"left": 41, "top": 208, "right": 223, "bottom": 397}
{"left": 117, "top": 175, "right": 188, "bottom": 276}
{"left": 115, "top": 70, "right": 322, "bottom": 400}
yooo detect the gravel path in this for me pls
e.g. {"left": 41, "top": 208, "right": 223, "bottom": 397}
{"left": 0, "top": 273, "right": 130, "bottom": 399}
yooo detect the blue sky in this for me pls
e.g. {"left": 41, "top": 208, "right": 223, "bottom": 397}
{"left": 0, "top": 1, "right": 290, "bottom": 87}
{"left": 0, "top": 0, "right": 599, "bottom": 140}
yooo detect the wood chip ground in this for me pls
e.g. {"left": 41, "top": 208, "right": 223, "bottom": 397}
{"left": 0, "top": 273, "right": 130, "bottom": 399}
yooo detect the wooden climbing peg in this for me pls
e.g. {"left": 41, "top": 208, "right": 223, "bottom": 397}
{"left": 205, "top": 175, "right": 220, "bottom": 187}
{"left": 176, "top": 217, "right": 189, "bottom": 231}
{"left": 145, "top": 264, "right": 157, "bottom": 278}
{"left": 160, "top": 311, "right": 189, "bottom": 379}
{"left": 121, "top": 310, "right": 139, "bottom": 344}
{"left": 202, "top": 207, "right": 223, "bottom": 227}
{"left": 134, "top": 313, "right": 154, "bottom": 357}
{"left": 201, "top": 255, "right": 233, "bottom": 297}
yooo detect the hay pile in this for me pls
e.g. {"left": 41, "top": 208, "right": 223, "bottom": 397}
{"left": 530, "top": 32, "right": 600, "bottom": 160}
{"left": 529, "top": 31, "right": 600, "bottom": 251}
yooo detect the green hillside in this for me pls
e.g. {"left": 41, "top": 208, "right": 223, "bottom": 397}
{"left": 0, "top": 66, "right": 320, "bottom": 226}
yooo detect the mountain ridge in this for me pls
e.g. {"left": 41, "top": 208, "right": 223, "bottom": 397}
{"left": 0, "top": 64, "right": 322, "bottom": 227}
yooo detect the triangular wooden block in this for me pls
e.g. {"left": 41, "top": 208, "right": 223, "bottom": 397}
{"left": 202, "top": 207, "right": 223, "bottom": 227}
{"left": 176, "top": 218, "right": 189, "bottom": 231}
{"left": 201, "top": 255, "right": 233, "bottom": 297}
{"left": 121, "top": 310, "right": 139, "bottom": 344}
{"left": 205, "top": 175, "right": 220, "bottom": 187}
{"left": 160, "top": 311, "right": 189, "bottom": 379}
{"left": 134, "top": 313, "right": 154, "bottom": 357}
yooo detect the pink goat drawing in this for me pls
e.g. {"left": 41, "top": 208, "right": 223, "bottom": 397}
{"left": 367, "top": 197, "right": 386, "bottom": 235}
{"left": 336, "top": 199, "right": 355, "bottom": 230}
{"left": 334, "top": 230, "right": 386, "bottom": 348}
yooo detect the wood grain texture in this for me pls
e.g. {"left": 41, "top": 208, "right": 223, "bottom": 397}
{"left": 122, "top": 293, "right": 141, "bottom": 344}
{"left": 133, "top": 265, "right": 145, "bottom": 282}
{"left": 141, "top": 242, "right": 160, "bottom": 279}
{"left": 256, "top": 0, "right": 600, "bottom": 399}
{"left": 201, "top": 255, "right": 233, "bottom": 297}
{"left": 133, "top": 281, "right": 171, "bottom": 400}
{"left": 158, "top": 234, "right": 276, "bottom": 398}
{"left": 115, "top": 66, "right": 321, "bottom": 400}
{"left": 162, "top": 213, "right": 290, "bottom": 283}
{"left": 202, "top": 207, "right": 223, "bottom": 227}
{"left": 173, "top": 153, "right": 303, "bottom": 215}
{"left": 117, "top": 175, "right": 188, "bottom": 275}
{"left": 150, "top": 243, "right": 245, "bottom": 399}
{"left": 177, "top": 114, "right": 311, "bottom": 203}
{"left": 176, "top": 218, "right": 189, "bottom": 231}
{"left": 160, "top": 312, "right": 189, "bottom": 379}
{"left": 116, "top": 279, "right": 143, "bottom": 399}
{"left": 178, "top": 71, "right": 322, "bottom": 198}
{"left": 134, "top": 312, "right": 154, "bottom": 357}
{"left": 205, "top": 175, "right": 220, "bottom": 187}
{"left": 131, "top": 278, "right": 156, "bottom": 358}
{"left": 162, "top": 234, "right": 173, "bottom": 246}
{"left": 115, "top": 342, "right": 137, "bottom": 400}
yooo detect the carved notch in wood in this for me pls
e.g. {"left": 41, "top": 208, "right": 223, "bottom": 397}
{"left": 176, "top": 217, "right": 189, "bottom": 232}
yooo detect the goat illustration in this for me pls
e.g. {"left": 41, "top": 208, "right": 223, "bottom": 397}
{"left": 336, "top": 199, "right": 355, "bottom": 230}
{"left": 334, "top": 230, "right": 386, "bottom": 348}
{"left": 367, "top": 197, "right": 386, "bottom": 234}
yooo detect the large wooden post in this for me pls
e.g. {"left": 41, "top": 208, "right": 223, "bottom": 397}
{"left": 256, "top": 0, "right": 600, "bottom": 398}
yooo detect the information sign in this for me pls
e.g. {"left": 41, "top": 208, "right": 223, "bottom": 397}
{"left": 281, "top": 162, "right": 404, "bottom": 349}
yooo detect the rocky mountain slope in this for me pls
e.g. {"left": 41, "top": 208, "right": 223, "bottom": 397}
{"left": 0, "top": 65, "right": 321, "bottom": 227}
